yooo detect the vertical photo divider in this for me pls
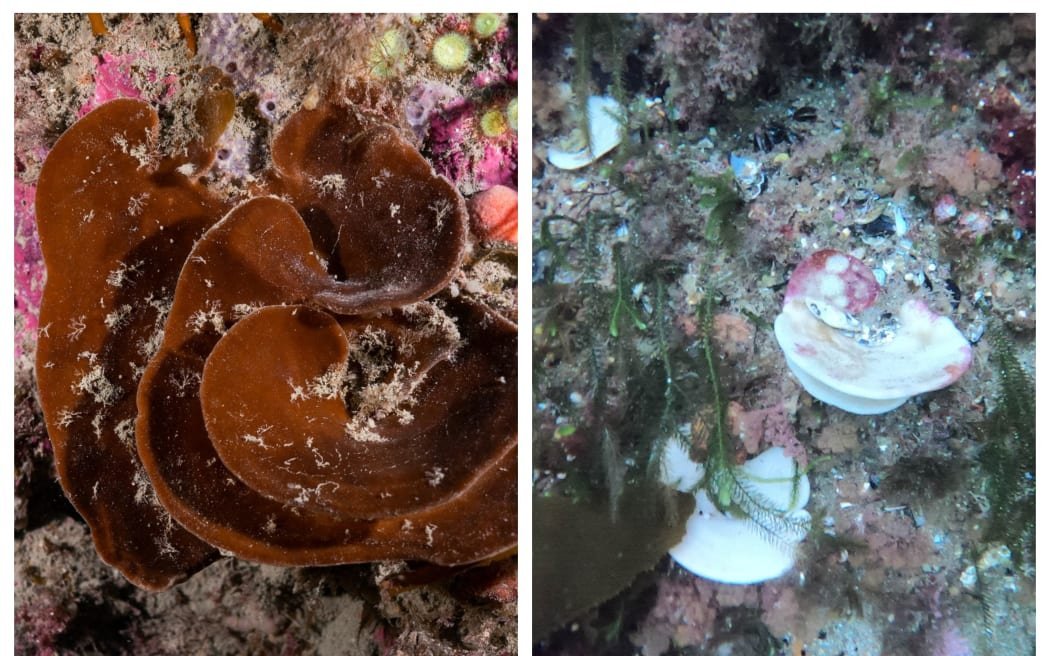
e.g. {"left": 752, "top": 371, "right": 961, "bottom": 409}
{"left": 516, "top": 10, "right": 535, "bottom": 651}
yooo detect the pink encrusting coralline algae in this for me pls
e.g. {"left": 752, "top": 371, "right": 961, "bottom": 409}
{"left": 15, "top": 179, "right": 44, "bottom": 364}
{"left": 427, "top": 97, "right": 517, "bottom": 193}
{"left": 774, "top": 249, "right": 972, "bottom": 415}
{"left": 78, "top": 52, "right": 177, "bottom": 116}
{"left": 476, "top": 140, "right": 516, "bottom": 188}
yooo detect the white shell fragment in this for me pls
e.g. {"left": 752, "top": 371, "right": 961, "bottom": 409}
{"left": 546, "top": 96, "right": 624, "bottom": 170}
{"left": 774, "top": 249, "right": 972, "bottom": 415}
{"left": 661, "top": 443, "right": 811, "bottom": 585}
{"left": 730, "top": 153, "right": 766, "bottom": 200}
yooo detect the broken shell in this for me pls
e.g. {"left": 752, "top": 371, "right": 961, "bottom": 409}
{"left": 806, "top": 299, "right": 861, "bottom": 331}
{"left": 933, "top": 194, "right": 958, "bottom": 223}
{"left": 546, "top": 95, "right": 624, "bottom": 170}
{"left": 784, "top": 249, "right": 880, "bottom": 314}
{"left": 854, "top": 201, "right": 907, "bottom": 248}
{"left": 661, "top": 442, "right": 811, "bottom": 585}
{"left": 774, "top": 249, "right": 972, "bottom": 415}
{"left": 730, "top": 153, "right": 762, "bottom": 180}
{"left": 730, "top": 153, "right": 766, "bottom": 200}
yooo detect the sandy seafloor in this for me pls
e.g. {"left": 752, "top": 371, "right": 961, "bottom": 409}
{"left": 532, "top": 14, "right": 1034, "bottom": 656}
{"left": 15, "top": 13, "right": 517, "bottom": 655}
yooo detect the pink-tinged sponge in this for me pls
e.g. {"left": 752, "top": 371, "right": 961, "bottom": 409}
{"left": 468, "top": 185, "right": 517, "bottom": 243}
{"left": 774, "top": 249, "right": 972, "bottom": 415}
{"left": 78, "top": 52, "right": 178, "bottom": 117}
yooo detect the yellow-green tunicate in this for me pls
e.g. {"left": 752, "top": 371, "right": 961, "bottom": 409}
{"left": 473, "top": 13, "right": 502, "bottom": 39}
{"left": 369, "top": 29, "right": 409, "bottom": 78}
{"left": 480, "top": 109, "right": 507, "bottom": 137}
{"left": 432, "top": 32, "right": 471, "bottom": 72}
{"left": 506, "top": 98, "right": 518, "bottom": 132}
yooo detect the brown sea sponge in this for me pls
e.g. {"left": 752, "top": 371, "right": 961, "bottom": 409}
{"left": 35, "top": 90, "right": 516, "bottom": 590}
{"left": 35, "top": 91, "right": 235, "bottom": 589}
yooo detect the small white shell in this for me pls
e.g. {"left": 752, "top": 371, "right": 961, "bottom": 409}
{"left": 662, "top": 445, "right": 810, "bottom": 585}
{"left": 806, "top": 299, "right": 861, "bottom": 331}
{"left": 775, "top": 297, "right": 972, "bottom": 415}
{"left": 546, "top": 96, "right": 624, "bottom": 170}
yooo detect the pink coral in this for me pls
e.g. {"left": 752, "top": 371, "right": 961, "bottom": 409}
{"left": 472, "top": 69, "right": 503, "bottom": 88}
{"left": 927, "top": 143, "right": 1003, "bottom": 198}
{"left": 476, "top": 140, "right": 517, "bottom": 189}
{"left": 14, "top": 179, "right": 43, "bottom": 364}
{"left": 14, "top": 589, "right": 73, "bottom": 656}
{"left": 78, "top": 52, "right": 177, "bottom": 116}
{"left": 631, "top": 576, "right": 718, "bottom": 654}
{"left": 405, "top": 81, "right": 460, "bottom": 138}
{"left": 727, "top": 402, "right": 807, "bottom": 467}
{"left": 711, "top": 313, "right": 754, "bottom": 359}
{"left": 760, "top": 583, "right": 803, "bottom": 637}
{"left": 428, "top": 98, "right": 474, "bottom": 182}
{"left": 428, "top": 97, "right": 517, "bottom": 193}
{"left": 983, "top": 96, "right": 1035, "bottom": 231}
{"left": 784, "top": 249, "right": 879, "bottom": 315}
{"left": 857, "top": 506, "right": 932, "bottom": 570}
{"left": 474, "top": 30, "right": 516, "bottom": 88}
{"left": 1005, "top": 163, "right": 1035, "bottom": 230}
